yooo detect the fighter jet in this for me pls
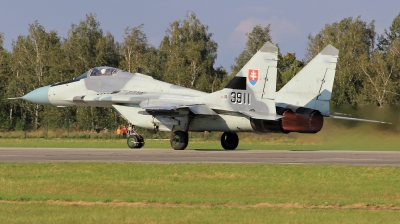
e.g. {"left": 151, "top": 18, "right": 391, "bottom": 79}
{"left": 19, "top": 42, "right": 385, "bottom": 150}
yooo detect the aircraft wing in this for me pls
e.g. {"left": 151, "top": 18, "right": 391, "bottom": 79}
{"left": 239, "top": 111, "right": 281, "bottom": 120}
{"left": 140, "top": 98, "right": 195, "bottom": 110}
{"left": 139, "top": 98, "right": 216, "bottom": 115}
{"left": 72, "top": 92, "right": 217, "bottom": 115}
{"left": 72, "top": 91, "right": 153, "bottom": 104}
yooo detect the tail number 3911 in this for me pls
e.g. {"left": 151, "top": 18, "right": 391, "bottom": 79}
{"left": 230, "top": 92, "right": 251, "bottom": 105}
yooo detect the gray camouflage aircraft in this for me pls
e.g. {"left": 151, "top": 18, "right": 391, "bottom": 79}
{"left": 19, "top": 42, "right": 386, "bottom": 150}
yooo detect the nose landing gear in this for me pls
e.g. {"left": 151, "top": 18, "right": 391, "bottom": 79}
{"left": 127, "top": 134, "right": 145, "bottom": 149}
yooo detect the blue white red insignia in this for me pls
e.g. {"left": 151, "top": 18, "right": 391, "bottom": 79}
{"left": 248, "top": 68, "right": 259, "bottom": 86}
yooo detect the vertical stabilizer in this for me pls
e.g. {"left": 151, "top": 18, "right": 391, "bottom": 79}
{"left": 276, "top": 44, "right": 339, "bottom": 115}
{"left": 224, "top": 41, "right": 278, "bottom": 100}
{"left": 203, "top": 41, "right": 279, "bottom": 120}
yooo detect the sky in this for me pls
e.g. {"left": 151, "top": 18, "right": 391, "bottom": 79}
{"left": 1, "top": 0, "right": 399, "bottom": 72}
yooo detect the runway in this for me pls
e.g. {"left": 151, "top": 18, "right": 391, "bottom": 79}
{"left": 0, "top": 148, "right": 400, "bottom": 166}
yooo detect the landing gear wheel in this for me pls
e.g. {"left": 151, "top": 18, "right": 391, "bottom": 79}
{"left": 136, "top": 135, "right": 145, "bottom": 148}
{"left": 127, "top": 135, "right": 144, "bottom": 149}
{"left": 170, "top": 131, "right": 188, "bottom": 150}
{"left": 221, "top": 132, "right": 239, "bottom": 150}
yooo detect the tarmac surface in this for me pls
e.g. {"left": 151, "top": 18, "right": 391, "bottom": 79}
{"left": 0, "top": 148, "right": 400, "bottom": 166}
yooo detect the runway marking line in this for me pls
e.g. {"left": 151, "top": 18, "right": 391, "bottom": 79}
{"left": 1, "top": 200, "right": 399, "bottom": 210}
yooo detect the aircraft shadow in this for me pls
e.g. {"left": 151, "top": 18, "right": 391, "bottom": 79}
{"left": 193, "top": 149, "right": 251, "bottom": 151}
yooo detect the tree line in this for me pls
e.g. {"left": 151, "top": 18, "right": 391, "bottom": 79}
{"left": 1, "top": 12, "right": 400, "bottom": 131}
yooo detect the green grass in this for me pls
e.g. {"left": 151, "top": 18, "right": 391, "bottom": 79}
{"left": 1, "top": 163, "right": 400, "bottom": 205}
{"left": 1, "top": 203, "right": 399, "bottom": 224}
{"left": 1, "top": 163, "right": 400, "bottom": 223}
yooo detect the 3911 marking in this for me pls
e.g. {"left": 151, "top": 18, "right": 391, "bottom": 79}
{"left": 230, "top": 92, "right": 251, "bottom": 105}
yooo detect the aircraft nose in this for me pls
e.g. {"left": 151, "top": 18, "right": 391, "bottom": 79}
{"left": 22, "top": 85, "right": 51, "bottom": 105}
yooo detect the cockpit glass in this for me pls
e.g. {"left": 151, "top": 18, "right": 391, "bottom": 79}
{"left": 75, "top": 71, "right": 88, "bottom": 81}
{"left": 89, "top": 66, "right": 121, "bottom": 77}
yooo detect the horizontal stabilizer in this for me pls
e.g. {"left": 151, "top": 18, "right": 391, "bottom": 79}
{"left": 328, "top": 115, "right": 392, "bottom": 124}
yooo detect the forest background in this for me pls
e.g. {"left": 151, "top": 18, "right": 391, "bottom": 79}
{"left": 1, "top": 12, "right": 400, "bottom": 134}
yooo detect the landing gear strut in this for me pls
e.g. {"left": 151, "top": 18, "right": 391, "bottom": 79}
{"left": 170, "top": 130, "right": 189, "bottom": 150}
{"left": 221, "top": 132, "right": 239, "bottom": 150}
{"left": 127, "top": 134, "right": 145, "bottom": 149}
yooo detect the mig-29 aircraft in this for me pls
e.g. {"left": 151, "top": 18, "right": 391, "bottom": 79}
{"left": 19, "top": 42, "right": 385, "bottom": 150}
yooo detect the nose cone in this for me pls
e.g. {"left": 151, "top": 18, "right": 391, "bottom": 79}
{"left": 22, "top": 85, "right": 51, "bottom": 105}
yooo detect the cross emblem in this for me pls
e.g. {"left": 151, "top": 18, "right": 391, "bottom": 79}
{"left": 248, "top": 69, "right": 259, "bottom": 86}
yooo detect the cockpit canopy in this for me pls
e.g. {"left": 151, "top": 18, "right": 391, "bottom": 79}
{"left": 88, "top": 66, "right": 122, "bottom": 77}
{"left": 52, "top": 67, "right": 124, "bottom": 87}
{"left": 75, "top": 66, "right": 122, "bottom": 81}
{"left": 75, "top": 71, "right": 88, "bottom": 81}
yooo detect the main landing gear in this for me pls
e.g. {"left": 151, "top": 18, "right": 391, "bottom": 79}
{"left": 170, "top": 130, "right": 189, "bottom": 150}
{"left": 221, "top": 132, "right": 239, "bottom": 150}
{"left": 127, "top": 134, "right": 145, "bottom": 149}
{"left": 169, "top": 131, "right": 239, "bottom": 150}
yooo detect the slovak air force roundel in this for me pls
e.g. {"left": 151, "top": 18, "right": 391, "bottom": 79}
{"left": 248, "top": 68, "right": 259, "bottom": 86}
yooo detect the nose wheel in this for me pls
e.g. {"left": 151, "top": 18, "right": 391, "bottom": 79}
{"left": 221, "top": 132, "right": 239, "bottom": 150}
{"left": 127, "top": 134, "right": 145, "bottom": 149}
{"left": 170, "top": 131, "right": 189, "bottom": 150}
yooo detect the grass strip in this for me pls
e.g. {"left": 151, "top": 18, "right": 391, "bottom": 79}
{"left": 1, "top": 163, "right": 399, "bottom": 206}
{"left": 2, "top": 200, "right": 400, "bottom": 210}
{"left": 1, "top": 200, "right": 400, "bottom": 223}
{"left": 1, "top": 163, "right": 400, "bottom": 223}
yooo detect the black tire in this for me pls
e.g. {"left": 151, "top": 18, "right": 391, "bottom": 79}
{"left": 137, "top": 135, "right": 145, "bottom": 148}
{"left": 221, "top": 132, "right": 239, "bottom": 150}
{"left": 127, "top": 135, "right": 140, "bottom": 149}
{"left": 170, "top": 131, "right": 189, "bottom": 150}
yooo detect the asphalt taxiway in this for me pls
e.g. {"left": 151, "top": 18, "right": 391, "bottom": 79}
{"left": 0, "top": 148, "right": 399, "bottom": 166}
